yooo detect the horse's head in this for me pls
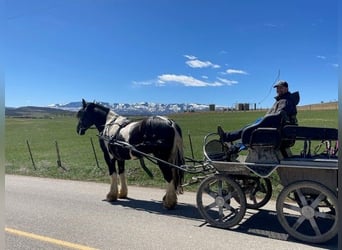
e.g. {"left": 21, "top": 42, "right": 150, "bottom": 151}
{"left": 77, "top": 99, "right": 111, "bottom": 135}
{"left": 76, "top": 99, "right": 96, "bottom": 135}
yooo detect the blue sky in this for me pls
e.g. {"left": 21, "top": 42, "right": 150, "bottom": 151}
{"left": 5, "top": 0, "right": 338, "bottom": 108}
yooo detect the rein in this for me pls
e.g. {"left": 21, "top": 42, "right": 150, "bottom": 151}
{"left": 98, "top": 136, "right": 188, "bottom": 171}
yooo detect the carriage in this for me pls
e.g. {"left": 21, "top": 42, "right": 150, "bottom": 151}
{"left": 101, "top": 113, "right": 338, "bottom": 244}
{"left": 77, "top": 100, "right": 338, "bottom": 244}
{"left": 197, "top": 113, "right": 338, "bottom": 244}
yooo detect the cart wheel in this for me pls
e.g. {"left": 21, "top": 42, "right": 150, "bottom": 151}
{"left": 276, "top": 181, "right": 338, "bottom": 244}
{"left": 196, "top": 174, "right": 246, "bottom": 228}
{"left": 241, "top": 177, "right": 272, "bottom": 209}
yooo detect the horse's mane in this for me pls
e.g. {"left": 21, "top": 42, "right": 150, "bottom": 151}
{"left": 77, "top": 101, "right": 112, "bottom": 121}
{"left": 88, "top": 102, "right": 111, "bottom": 113}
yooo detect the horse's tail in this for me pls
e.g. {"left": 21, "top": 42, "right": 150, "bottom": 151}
{"left": 169, "top": 121, "right": 185, "bottom": 194}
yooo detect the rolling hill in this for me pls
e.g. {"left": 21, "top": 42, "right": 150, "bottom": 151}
{"left": 5, "top": 101, "right": 338, "bottom": 118}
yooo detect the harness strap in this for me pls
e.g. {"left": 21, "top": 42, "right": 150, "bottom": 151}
{"left": 139, "top": 158, "right": 154, "bottom": 179}
{"left": 101, "top": 115, "right": 131, "bottom": 160}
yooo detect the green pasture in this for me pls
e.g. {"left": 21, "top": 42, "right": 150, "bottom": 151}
{"left": 5, "top": 109, "right": 338, "bottom": 194}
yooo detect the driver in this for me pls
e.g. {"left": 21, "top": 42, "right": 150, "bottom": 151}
{"left": 218, "top": 80, "right": 298, "bottom": 144}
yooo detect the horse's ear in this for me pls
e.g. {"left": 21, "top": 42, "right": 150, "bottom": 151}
{"left": 82, "top": 99, "right": 87, "bottom": 108}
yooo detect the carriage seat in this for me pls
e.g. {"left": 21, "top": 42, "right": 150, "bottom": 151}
{"left": 282, "top": 126, "right": 338, "bottom": 141}
{"left": 241, "top": 91, "right": 300, "bottom": 150}
{"left": 281, "top": 125, "right": 338, "bottom": 158}
{"left": 241, "top": 113, "right": 283, "bottom": 149}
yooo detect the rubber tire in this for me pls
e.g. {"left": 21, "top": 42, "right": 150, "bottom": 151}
{"left": 243, "top": 177, "right": 272, "bottom": 209}
{"left": 276, "top": 180, "right": 338, "bottom": 244}
{"left": 196, "top": 174, "right": 246, "bottom": 229}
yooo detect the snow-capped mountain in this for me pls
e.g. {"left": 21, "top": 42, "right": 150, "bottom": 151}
{"left": 48, "top": 101, "right": 221, "bottom": 115}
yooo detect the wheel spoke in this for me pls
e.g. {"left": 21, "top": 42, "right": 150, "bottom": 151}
{"left": 315, "top": 211, "right": 336, "bottom": 220}
{"left": 292, "top": 215, "right": 306, "bottom": 230}
{"left": 295, "top": 188, "right": 308, "bottom": 206}
{"left": 223, "top": 201, "right": 237, "bottom": 213}
{"left": 207, "top": 190, "right": 217, "bottom": 199}
{"left": 223, "top": 190, "right": 234, "bottom": 202}
{"left": 310, "top": 193, "right": 325, "bottom": 209}
{"left": 204, "top": 184, "right": 217, "bottom": 199}
{"left": 223, "top": 190, "right": 239, "bottom": 213}
{"left": 218, "top": 205, "right": 224, "bottom": 220}
{"left": 205, "top": 201, "right": 217, "bottom": 210}
{"left": 283, "top": 202, "right": 301, "bottom": 212}
{"left": 308, "top": 217, "right": 322, "bottom": 236}
{"left": 218, "top": 180, "right": 223, "bottom": 196}
{"left": 259, "top": 183, "right": 266, "bottom": 193}
{"left": 250, "top": 196, "right": 257, "bottom": 204}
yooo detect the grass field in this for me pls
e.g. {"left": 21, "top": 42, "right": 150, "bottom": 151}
{"left": 5, "top": 109, "right": 338, "bottom": 193}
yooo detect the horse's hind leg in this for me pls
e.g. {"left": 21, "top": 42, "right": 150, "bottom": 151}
{"left": 160, "top": 166, "right": 177, "bottom": 209}
{"left": 163, "top": 179, "right": 177, "bottom": 209}
{"left": 118, "top": 160, "right": 128, "bottom": 198}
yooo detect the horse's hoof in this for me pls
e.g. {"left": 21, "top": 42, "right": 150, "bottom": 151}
{"left": 163, "top": 201, "right": 177, "bottom": 210}
{"left": 163, "top": 203, "right": 176, "bottom": 210}
{"left": 118, "top": 191, "right": 128, "bottom": 199}
{"left": 162, "top": 195, "right": 177, "bottom": 210}
{"left": 106, "top": 193, "right": 118, "bottom": 202}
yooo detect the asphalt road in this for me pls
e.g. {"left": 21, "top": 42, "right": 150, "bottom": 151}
{"left": 5, "top": 175, "right": 337, "bottom": 250}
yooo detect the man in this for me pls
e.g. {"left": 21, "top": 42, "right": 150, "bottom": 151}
{"left": 218, "top": 80, "right": 299, "bottom": 143}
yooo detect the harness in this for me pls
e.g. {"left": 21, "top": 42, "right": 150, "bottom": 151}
{"left": 100, "top": 114, "right": 131, "bottom": 160}
{"left": 100, "top": 114, "right": 178, "bottom": 179}
{"left": 100, "top": 114, "right": 155, "bottom": 178}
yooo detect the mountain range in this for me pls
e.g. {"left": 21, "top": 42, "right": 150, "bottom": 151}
{"left": 47, "top": 101, "right": 219, "bottom": 115}
{"left": 6, "top": 101, "right": 224, "bottom": 117}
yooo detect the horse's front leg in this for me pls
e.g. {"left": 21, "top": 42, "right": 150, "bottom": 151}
{"left": 106, "top": 158, "right": 118, "bottom": 202}
{"left": 160, "top": 166, "right": 177, "bottom": 209}
{"left": 118, "top": 160, "right": 128, "bottom": 198}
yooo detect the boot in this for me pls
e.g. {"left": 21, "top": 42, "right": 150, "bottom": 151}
{"left": 217, "top": 126, "right": 226, "bottom": 143}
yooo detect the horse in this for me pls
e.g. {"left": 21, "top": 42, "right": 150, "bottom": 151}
{"left": 76, "top": 99, "right": 185, "bottom": 209}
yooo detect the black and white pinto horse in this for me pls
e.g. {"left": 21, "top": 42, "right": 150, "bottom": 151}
{"left": 77, "top": 99, "right": 185, "bottom": 209}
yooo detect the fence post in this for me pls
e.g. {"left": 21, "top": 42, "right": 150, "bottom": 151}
{"left": 55, "top": 141, "right": 67, "bottom": 171}
{"left": 26, "top": 140, "right": 36, "bottom": 170}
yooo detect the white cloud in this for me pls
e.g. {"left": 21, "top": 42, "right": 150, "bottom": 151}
{"left": 184, "top": 55, "right": 197, "bottom": 60}
{"left": 184, "top": 55, "right": 220, "bottom": 69}
{"left": 217, "top": 77, "right": 238, "bottom": 86}
{"left": 332, "top": 63, "right": 339, "bottom": 68}
{"left": 226, "top": 68, "right": 248, "bottom": 75}
{"left": 134, "top": 55, "right": 245, "bottom": 89}
{"left": 316, "top": 55, "right": 327, "bottom": 60}
{"left": 132, "top": 80, "right": 154, "bottom": 86}
{"left": 158, "top": 74, "right": 224, "bottom": 87}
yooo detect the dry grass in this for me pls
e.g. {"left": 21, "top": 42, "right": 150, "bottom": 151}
{"left": 298, "top": 101, "right": 338, "bottom": 111}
